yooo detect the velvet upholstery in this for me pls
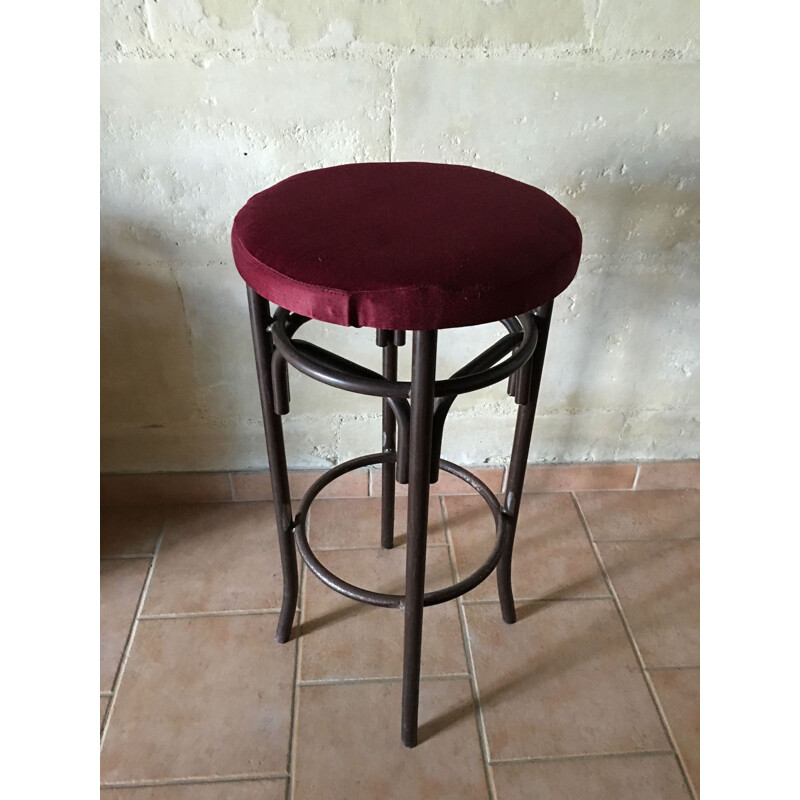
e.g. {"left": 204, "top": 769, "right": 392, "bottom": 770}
{"left": 232, "top": 162, "right": 582, "bottom": 330}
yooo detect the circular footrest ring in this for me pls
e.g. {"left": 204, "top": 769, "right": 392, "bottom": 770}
{"left": 293, "top": 453, "right": 510, "bottom": 609}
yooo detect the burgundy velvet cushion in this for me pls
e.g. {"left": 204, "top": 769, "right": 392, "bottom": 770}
{"left": 232, "top": 162, "right": 582, "bottom": 330}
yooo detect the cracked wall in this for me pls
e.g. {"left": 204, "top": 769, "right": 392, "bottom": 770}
{"left": 100, "top": 0, "right": 699, "bottom": 472}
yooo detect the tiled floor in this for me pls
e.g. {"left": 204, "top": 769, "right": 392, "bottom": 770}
{"left": 100, "top": 461, "right": 699, "bottom": 799}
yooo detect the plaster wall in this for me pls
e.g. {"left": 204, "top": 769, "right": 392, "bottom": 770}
{"left": 100, "top": 0, "right": 699, "bottom": 472}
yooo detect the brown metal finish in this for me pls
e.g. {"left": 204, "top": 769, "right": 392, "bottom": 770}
{"left": 497, "top": 302, "right": 552, "bottom": 624}
{"left": 379, "top": 333, "right": 399, "bottom": 549}
{"left": 429, "top": 329, "right": 537, "bottom": 482}
{"left": 247, "top": 288, "right": 298, "bottom": 643}
{"left": 245, "top": 296, "right": 555, "bottom": 746}
{"left": 401, "top": 330, "right": 438, "bottom": 748}
{"left": 270, "top": 306, "right": 536, "bottom": 399}
{"left": 292, "top": 452, "right": 506, "bottom": 608}
{"left": 270, "top": 349, "right": 291, "bottom": 415}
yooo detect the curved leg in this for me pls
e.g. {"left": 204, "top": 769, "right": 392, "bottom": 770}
{"left": 497, "top": 302, "right": 553, "bottom": 624}
{"left": 401, "top": 330, "right": 437, "bottom": 748}
{"left": 248, "top": 288, "right": 298, "bottom": 643}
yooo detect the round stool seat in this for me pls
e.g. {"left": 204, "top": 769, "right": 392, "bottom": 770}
{"left": 232, "top": 162, "right": 581, "bottom": 330}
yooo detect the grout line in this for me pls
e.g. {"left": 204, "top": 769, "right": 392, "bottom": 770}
{"left": 646, "top": 665, "right": 700, "bottom": 672}
{"left": 103, "top": 487, "right": 615, "bottom": 506}
{"left": 489, "top": 748, "right": 675, "bottom": 767}
{"left": 100, "top": 553, "right": 156, "bottom": 561}
{"left": 102, "top": 41, "right": 700, "bottom": 68}
{"left": 372, "top": 491, "right": 506, "bottom": 499}
{"left": 466, "top": 598, "right": 613, "bottom": 607}
{"left": 139, "top": 608, "right": 280, "bottom": 620}
{"left": 100, "top": 524, "right": 165, "bottom": 749}
{"left": 101, "top": 465, "right": 693, "bottom": 507}
{"left": 592, "top": 536, "right": 700, "bottom": 544}
{"left": 102, "top": 773, "right": 288, "bottom": 789}
{"left": 311, "top": 542, "right": 450, "bottom": 552}
{"left": 297, "top": 494, "right": 373, "bottom": 502}
{"left": 570, "top": 492, "right": 698, "bottom": 800}
{"left": 441, "top": 495, "right": 498, "bottom": 800}
{"left": 286, "top": 562, "right": 306, "bottom": 800}
{"left": 388, "top": 55, "right": 397, "bottom": 161}
{"left": 297, "top": 673, "right": 471, "bottom": 687}
{"left": 461, "top": 595, "right": 612, "bottom": 606}
{"left": 590, "top": 485, "right": 698, "bottom": 495}
{"left": 100, "top": 691, "right": 113, "bottom": 698}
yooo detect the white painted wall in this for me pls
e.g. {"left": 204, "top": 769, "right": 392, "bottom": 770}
{"left": 100, "top": 1, "right": 699, "bottom": 472}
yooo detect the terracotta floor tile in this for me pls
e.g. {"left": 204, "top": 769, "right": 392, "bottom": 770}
{"left": 101, "top": 506, "right": 163, "bottom": 556}
{"left": 598, "top": 541, "right": 699, "bottom": 667}
{"left": 651, "top": 669, "right": 700, "bottom": 794}
{"left": 300, "top": 547, "right": 467, "bottom": 680}
{"left": 465, "top": 600, "right": 667, "bottom": 761}
{"left": 576, "top": 490, "right": 699, "bottom": 541}
{"left": 370, "top": 466, "right": 504, "bottom": 496}
{"left": 289, "top": 468, "right": 369, "bottom": 499}
{"left": 100, "top": 615, "right": 295, "bottom": 783}
{"left": 144, "top": 503, "right": 284, "bottom": 614}
{"left": 491, "top": 754, "right": 691, "bottom": 800}
{"left": 101, "top": 779, "right": 286, "bottom": 799}
{"left": 230, "top": 469, "right": 369, "bottom": 501}
{"left": 637, "top": 461, "right": 700, "bottom": 490}
{"left": 229, "top": 471, "right": 273, "bottom": 502}
{"left": 522, "top": 463, "right": 636, "bottom": 492}
{"left": 446, "top": 493, "right": 608, "bottom": 601}
{"left": 292, "top": 680, "right": 489, "bottom": 800}
{"left": 101, "top": 473, "right": 232, "bottom": 506}
{"left": 308, "top": 496, "right": 445, "bottom": 548}
{"left": 101, "top": 558, "right": 150, "bottom": 692}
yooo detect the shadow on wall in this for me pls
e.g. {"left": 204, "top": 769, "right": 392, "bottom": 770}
{"left": 100, "top": 234, "right": 279, "bottom": 473}
{"left": 100, "top": 254, "right": 199, "bottom": 442}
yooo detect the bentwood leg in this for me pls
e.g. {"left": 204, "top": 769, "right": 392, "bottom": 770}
{"left": 401, "top": 330, "right": 438, "bottom": 748}
{"left": 379, "top": 331, "right": 399, "bottom": 549}
{"left": 248, "top": 287, "right": 298, "bottom": 644}
{"left": 497, "top": 302, "right": 553, "bottom": 624}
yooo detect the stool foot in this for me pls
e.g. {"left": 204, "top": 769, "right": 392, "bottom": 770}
{"left": 276, "top": 559, "right": 298, "bottom": 642}
{"left": 275, "top": 608, "right": 294, "bottom": 644}
{"left": 499, "top": 580, "right": 518, "bottom": 625}
{"left": 402, "top": 728, "right": 418, "bottom": 749}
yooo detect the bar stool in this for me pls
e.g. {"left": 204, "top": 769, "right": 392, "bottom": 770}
{"left": 231, "top": 162, "right": 582, "bottom": 748}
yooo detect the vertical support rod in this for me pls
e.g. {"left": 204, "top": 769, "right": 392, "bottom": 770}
{"left": 381, "top": 339, "right": 398, "bottom": 549}
{"left": 497, "top": 302, "right": 553, "bottom": 624}
{"left": 247, "top": 287, "right": 298, "bottom": 643}
{"left": 401, "top": 330, "right": 438, "bottom": 748}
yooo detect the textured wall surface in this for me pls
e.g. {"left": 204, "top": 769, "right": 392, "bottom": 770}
{"left": 100, "top": 0, "right": 699, "bottom": 472}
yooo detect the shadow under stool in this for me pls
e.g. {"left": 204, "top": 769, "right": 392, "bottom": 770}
{"left": 231, "top": 162, "right": 582, "bottom": 748}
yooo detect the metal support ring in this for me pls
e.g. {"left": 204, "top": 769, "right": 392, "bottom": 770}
{"left": 293, "top": 452, "right": 510, "bottom": 609}
{"left": 271, "top": 307, "right": 537, "bottom": 400}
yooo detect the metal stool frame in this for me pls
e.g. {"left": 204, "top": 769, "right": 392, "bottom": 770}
{"left": 247, "top": 287, "right": 553, "bottom": 748}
